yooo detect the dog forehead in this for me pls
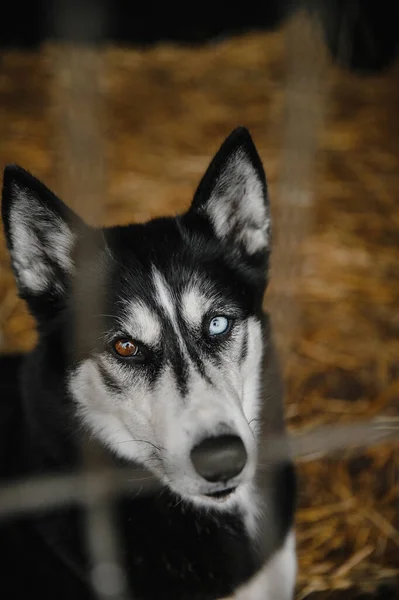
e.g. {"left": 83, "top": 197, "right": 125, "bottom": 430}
{"left": 103, "top": 223, "right": 243, "bottom": 334}
{"left": 151, "top": 267, "right": 222, "bottom": 326}
{"left": 115, "top": 269, "right": 220, "bottom": 343}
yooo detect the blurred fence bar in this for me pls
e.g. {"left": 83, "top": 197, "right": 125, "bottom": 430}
{"left": 270, "top": 11, "right": 326, "bottom": 363}
{"left": 50, "top": 2, "right": 129, "bottom": 598}
{"left": 1, "top": 417, "right": 398, "bottom": 520}
{"left": 0, "top": 5, "right": 397, "bottom": 599}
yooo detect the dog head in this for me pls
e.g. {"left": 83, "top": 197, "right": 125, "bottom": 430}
{"left": 2, "top": 127, "right": 273, "bottom": 510}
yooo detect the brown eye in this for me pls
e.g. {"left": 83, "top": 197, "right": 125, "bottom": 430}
{"left": 113, "top": 338, "right": 140, "bottom": 358}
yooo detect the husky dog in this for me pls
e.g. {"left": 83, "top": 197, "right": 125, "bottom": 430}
{"left": 0, "top": 127, "right": 296, "bottom": 600}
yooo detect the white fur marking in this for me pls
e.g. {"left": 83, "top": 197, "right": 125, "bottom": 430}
{"left": 152, "top": 268, "right": 177, "bottom": 324}
{"left": 68, "top": 292, "right": 266, "bottom": 526}
{"left": 122, "top": 301, "right": 161, "bottom": 346}
{"left": 231, "top": 530, "right": 296, "bottom": 600}
{"left": 152, "top": 268, "right": 186, "bottom": 350}
{"left": 241, "top": 317, "right": 263, "bottom": 433}
{"left": 69, "top": 358, "right": 161, "bottom": 473}
{"left": 181, "top": 286, "right": 212, "bottom": 328}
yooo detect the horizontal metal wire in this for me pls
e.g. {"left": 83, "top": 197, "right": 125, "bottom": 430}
{"left": 1, "top": 417, "right": 397, "bottom": 520}
{"left": 1, "top": 8, "right": 397, "bottom": 600}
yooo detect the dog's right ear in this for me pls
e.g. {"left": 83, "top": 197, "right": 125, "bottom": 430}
{"left": 187, "top": 127, "right": 270, "bottom": 261}
{"left": 1, "top": 165, "right": 86, "bottom": 304}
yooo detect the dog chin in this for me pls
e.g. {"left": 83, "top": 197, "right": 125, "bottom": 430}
{"left": 192, "top": 485, "right": 247, "bottom": 511}
{"left": 166, "top": 481, "right": 245, "bottom": 511}
{"left": 201, "top": 486, "right": 238, "bottom": 502}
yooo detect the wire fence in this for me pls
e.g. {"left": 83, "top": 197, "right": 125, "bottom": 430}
{"left": 1, "top": 417, "right": 398, "bottom": 521}
{"left": 0, "top": 4, "right": 398, "bottom": 600}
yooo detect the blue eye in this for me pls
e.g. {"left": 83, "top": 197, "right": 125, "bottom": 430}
{"left": 208, "top": 316, "right": 230, "bottom": 336}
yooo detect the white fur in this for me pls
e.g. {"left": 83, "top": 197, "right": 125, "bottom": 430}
{"left": 68, "top": 304, "right": 265, "bottom": 528}
{"left": 152, "top": 362, "right": 257, "bottom": 500}
{"left": 121, "top": 300, "right": 161, "bottom": 347}
{"left": 152, "top": 268, "right": 178, "bottom": 326}
{"left": 181, "top": 286, "right": 212, "bottom": 328}
{"left": 205, "top": 150, "right": 270, "bottom": 255}
{"left": 241, "top": 318, "right": 264, "bottom": 435}
{"left": 225, "top": 530, "right": 297, "bottom": 600}
{"left": 152, "top": 268, "right": 186, "bottom": 351}
{"left": 70, "top": 357, "right": 159, "bottom": 470}
{"left": 66, "top": 246, "right": 267, "bottom": 539}
{"left": 9, "top": 190, "right": 75, "bottom": 293}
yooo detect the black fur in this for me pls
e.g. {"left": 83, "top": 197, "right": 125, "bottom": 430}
{"left": 0, "top": 128, "right": 296, "bottom": 599}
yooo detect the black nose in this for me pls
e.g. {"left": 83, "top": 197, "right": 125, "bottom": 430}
{"left": 190, "top": 435, "right": 247, "bottom": 483}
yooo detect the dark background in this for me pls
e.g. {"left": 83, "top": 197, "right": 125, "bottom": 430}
{"left": 1, "top": 0, "right": 399, "bottom": 74}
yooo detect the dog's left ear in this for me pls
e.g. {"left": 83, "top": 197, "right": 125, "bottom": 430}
{"left": 188, "top": 127, "right": 270, "bottom": 258}
{"left": 1, "top": 165, "right": 86, "bottom": 302}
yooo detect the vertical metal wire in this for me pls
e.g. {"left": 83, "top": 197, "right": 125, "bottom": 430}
{"left": 1, "top": 5, "right": 395, "bottom": 599}
{"left": 269, "top": 10, "right": 327, "bottom": 367}
{"left": 50, "top": 3, "right": 129, "bottom": 598}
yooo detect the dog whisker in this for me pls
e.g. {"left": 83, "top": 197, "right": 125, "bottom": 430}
{"left": 127, "top": 475, "right": 157, "bottom": 483}
{"left": 112, "top": 438, "right": 165, "bottom": 452}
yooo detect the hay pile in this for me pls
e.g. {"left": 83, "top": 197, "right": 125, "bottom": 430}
{"left": 0, "top": 15, "right": 398, "bottom": 599}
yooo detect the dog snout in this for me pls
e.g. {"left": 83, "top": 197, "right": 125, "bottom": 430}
{"left": 190, "top": 434, "right": 247, "bottom": 483}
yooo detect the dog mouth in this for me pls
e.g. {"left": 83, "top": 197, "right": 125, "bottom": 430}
{"left": 204, "top": 486, "right": 237, "bottom": 501}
